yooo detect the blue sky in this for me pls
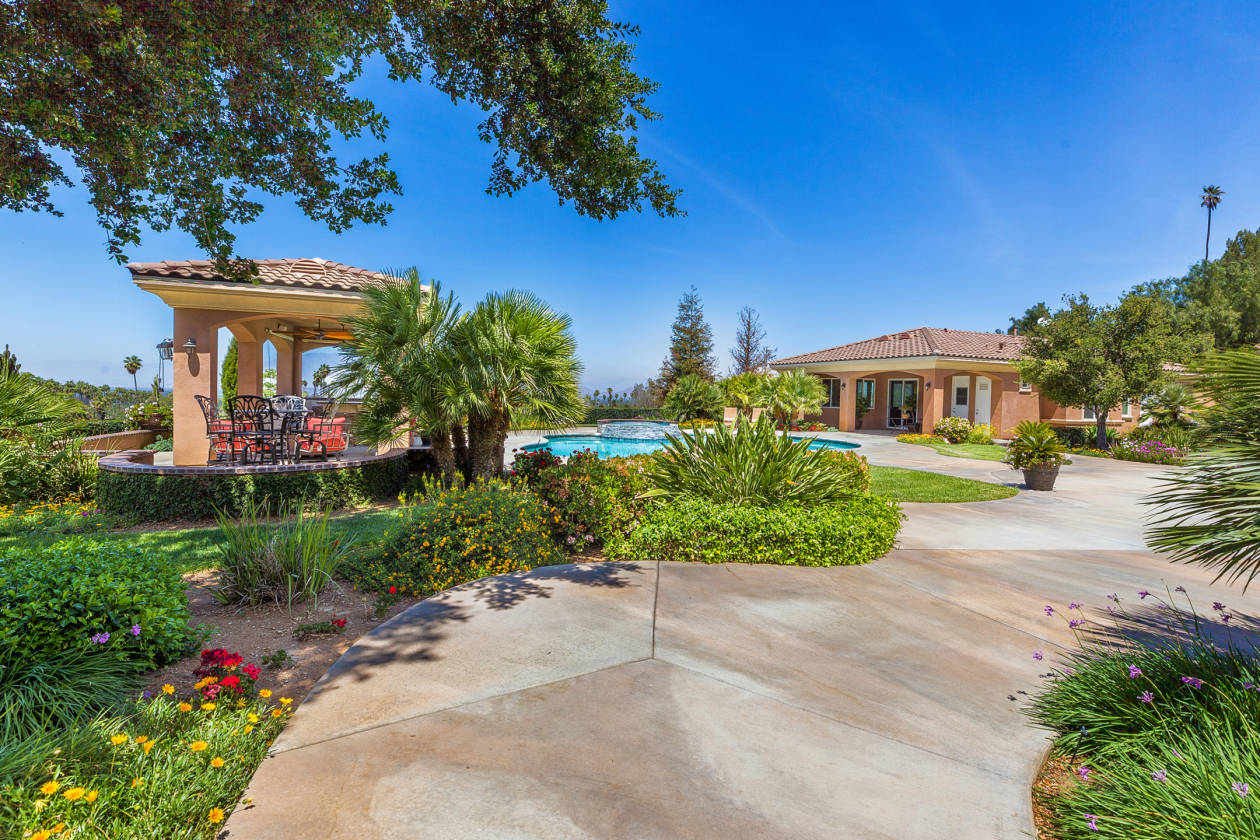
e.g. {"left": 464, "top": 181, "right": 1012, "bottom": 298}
{"left": 4, "top": 0, "right": 1260, "bottom": 392}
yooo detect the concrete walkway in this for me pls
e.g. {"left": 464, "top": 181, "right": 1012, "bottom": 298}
{"left": 228, "top": 435, "right": 1255, "bottom": 839}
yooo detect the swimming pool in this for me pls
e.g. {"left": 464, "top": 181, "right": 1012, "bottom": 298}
{"left": 517, "top": 433, "right": 859, "bottom": 459}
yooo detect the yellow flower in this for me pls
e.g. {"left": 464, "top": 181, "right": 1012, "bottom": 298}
{"left": 244, "top": 724, "right": 254, "bottom": 734}
{"left": 141, "top": 740, "right": 154, "bottom": 755}
{"left": 39, "top": 780, "right": 61, "bottom": 795}
{"left": 85, "top": 790, "right": 98, "bottom": 803}
{"left": 161, "top": 683, "right": 175, "bottom": 695}
{"left": 258, "top": 689, "right": 272, "bottom": 698}
{"left": 31, "top": 831, "right": 51, "bottom": 840}
{"left": 133, "top": 735, "right": 147, "bottom": 744}
{"left": 131, "top": 777, "right": 144, "bottom": 788}
{"left": 246, "top": 713, "right": 259, "bottom": 723}
{"left": 210, "top": 756, "right": 225, "bottom": 767}
{"left": 110, "top": 733, "right": 127, "bottom": 745}
{"left": 50, "top": 823, "right": 66, "bottom": 835}
{"left": 189, "top": 740, "right": 208, "bottom": 752}
{"left": 63, "top": 787, "right": 86, "bottom": 801}
{"left": 208, "top": 807, "right": 225, "bottom": 824}
{"left": 201, "top": 702, "right": 216, "bottom": 711}
{"left": 178, "top": 702, "right": 192, "bottom": 713}
{"left": 270, "top": 708, "right": 284, "bottom": 718}
{"left": 279, "top": 697, "right": 292, "bottom": 706}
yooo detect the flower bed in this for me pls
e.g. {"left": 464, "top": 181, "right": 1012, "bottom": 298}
{"left": 1110, "top": 438, "right": 1185, "bottom": 465}
{"left": 896, "top": 433, "right": 945, "bottom": 445}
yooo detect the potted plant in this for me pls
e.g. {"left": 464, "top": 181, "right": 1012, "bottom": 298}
{"left": 1005, "top": 420, "right": 1068, "bottom": 491}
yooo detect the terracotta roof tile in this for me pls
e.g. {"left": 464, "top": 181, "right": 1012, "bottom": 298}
{"left": 772, "top": 327, "right": 1027, "bottom": 365}
{"left": 126, "top": 258, "right": 386, "bottom": 292}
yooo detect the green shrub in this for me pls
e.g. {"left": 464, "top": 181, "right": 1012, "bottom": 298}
{"left": 65, "top": 419, "right": 130, "bottom": 437}
{"left": 582, "top": 406, "right": 665, "bottom": 423}
{"left": 607, "top": 495, "right": 901, "bottom": 566}
{"left": 515, "top": 452, "right": 651, "bottom": 550}
{"left": 965, "top": 423, "right": 995, "bottom": 444}
{"left": 662, "top": 373, "right": 723, "bottom": 421}
{"left": 1005, "top": 420, "right": 1068, "bottom": 469}
{"left": 931, "top": 416, "right": 972, "bottom": 443}
{"left": 342, "top": 482, "right": 564, "bottom": 596}
{"left": 0, "top": 498, "right": 111, "bottom": 538}
{"left": 0, "top": 537, "right": 193, "bottom": 667}
{"left": 95, "top": 456, "right": 407, "bottom": 522}
{"left": 143, "top": 436, "right": 174, "bottom": 452}
{"left": 676, "top": 418, "right": 715, "bottom": 429}
{"left": 211, "top": 499, "right": 351, "bottom": 606}
{"left": 643, "top": 417, "right": 868, "bottom": 506}
{"left": 0, "top": 647, "right": 140, "bottom": 742}
{"left": 1028, "top": 591, "right": 1260, "bottom": 838}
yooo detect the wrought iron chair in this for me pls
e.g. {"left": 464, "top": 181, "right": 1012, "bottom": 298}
{"left": 229, "top": 395, "right": 282, "bottom": 464}
{"left": 195, "top": 395, "right": 241, "bottom": 462}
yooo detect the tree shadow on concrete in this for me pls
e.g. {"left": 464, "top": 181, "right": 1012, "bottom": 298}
{"left": 1084, "top": 603, "right": 1260, "bottom": 654}
{"left": 309, "top": 562, "right": 647, "bottom": 688}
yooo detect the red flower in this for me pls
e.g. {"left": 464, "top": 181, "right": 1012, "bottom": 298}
{"left": 388, "top": 586, "right": 397, "bottom": 595}
{"left": 220, "top": 675, "right": 241, "bottom": 689}
{"left": 333, "top": 617, "right": 347, "bottom": 628}
{"left": 242, "top": 664, "right": 261, "bottom": 680}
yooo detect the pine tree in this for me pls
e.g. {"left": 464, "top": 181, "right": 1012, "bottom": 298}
{"left": 657, "top": 286, "right": 717, "bottom": 394}
{"left": 0, "top": 344, "right": 19, "bottom": 374}
{"left": 220, "top": 337, "right": 238, "bottom": 404}
{"left": 729, "top": 306, "right": 776, "bottom": 374}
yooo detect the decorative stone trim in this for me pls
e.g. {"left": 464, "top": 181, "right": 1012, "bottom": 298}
{"left": 97, "top": 448, "right": 408, "bottom": 476}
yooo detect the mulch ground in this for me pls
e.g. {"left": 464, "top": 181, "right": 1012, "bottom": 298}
{"left": 1032, "top": 753, "right": 1079, "bottom": 839}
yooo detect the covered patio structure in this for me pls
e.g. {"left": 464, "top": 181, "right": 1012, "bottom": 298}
{"left": 128, "top": 258, "right": 387, "bottom": 466}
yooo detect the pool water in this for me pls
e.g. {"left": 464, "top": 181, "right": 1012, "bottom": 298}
{"left": 517, "top": 434, "right": 858, "bottom": 460}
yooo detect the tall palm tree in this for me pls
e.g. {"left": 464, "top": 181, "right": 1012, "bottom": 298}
{"left": 122, "top": 355, "right": 143, "bottom": 391}
{"left": 448, "top": 290, "right": 585, "bottom": 477}
{"left": 1201, "top": 185, "right": 1224, "bottom": 266}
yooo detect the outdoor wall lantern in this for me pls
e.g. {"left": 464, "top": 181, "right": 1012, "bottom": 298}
{"left": 925, "top": 382, "right": 932, "bottom": 388}
{"left": 156, "top": 338, "right": 174, "bottom": 361}
{"left": 182, "top": 337, "right": 197, "bottom": 353}
{"left": 840, "top": 380, "right": 846, "bottom": 389}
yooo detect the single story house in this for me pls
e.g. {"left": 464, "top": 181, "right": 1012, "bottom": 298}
{"left": 770, "top": 327, "right": 1141, "bottom": 437}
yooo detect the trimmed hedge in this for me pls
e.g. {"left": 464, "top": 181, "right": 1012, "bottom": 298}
{"left": 96, "top": 458, "right": 408, "bottom": 522}
{"left": 65, "top": 419, "right": 130, "bottom": 437}
{"left": 581, "top": 406, "right": 665, "bottom": 423}
{"left": 606, "top": 495, "right": 902, "bottom": 566}
{"left": 0, "top": 537, "right": 193, "bottom": 666}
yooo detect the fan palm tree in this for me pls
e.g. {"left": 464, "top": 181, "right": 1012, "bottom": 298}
{"left": 331, "top": 269, "right": 463, "bottom": 480}
{"left": 1140, "top": 382, "right": 1197, "bottom": 427}
{"left": 1201, "top": 185, "right": 1224, "bottom": 266}
{"left": 0, "top": 366, "right": 87, "bottom": 504}
{"left": 758, "top": 369, "right": 827, "bottom": 428}
{"left": 122, "top": 355, "right": 143, "bottom": 391}
{"left": 662, "top": 374, "right": 723, "bottom": 421}
{"left": 448, "top": 290, "right": 585, "bottom": 477}
{"left": 719, "top": 371, "right": 767, "bottom": 415}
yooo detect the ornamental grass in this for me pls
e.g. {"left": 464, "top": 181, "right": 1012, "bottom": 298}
{"left": 0, "top": 655, "right": 291, "bottom": 840}
{"left": 1027, "top": 588, "right": 1260, "bottom": 837}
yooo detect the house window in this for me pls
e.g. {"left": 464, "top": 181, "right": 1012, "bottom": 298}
{"left": 1019, "top": 382, "right": 1032, "bottom": 393}
{"left": 823, "top": 378, "right": 842, "bottom": 408}
{"left": 1082, "top": 405, "right": 1096, "bottom": 421}
{"left": 1122, "top": 400, "right": 1132, "bottom": 419}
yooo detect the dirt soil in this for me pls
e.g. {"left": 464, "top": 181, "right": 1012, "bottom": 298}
{"left": 145, "top": 571, "right": 420, "bottom": 703}
{"left": 1032, "top": 753, "right": 1078, "bottom": 840}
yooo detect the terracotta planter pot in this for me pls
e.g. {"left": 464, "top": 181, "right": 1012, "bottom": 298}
{"left": 1022, "top": 463, "right": 1060, "bottom": 491}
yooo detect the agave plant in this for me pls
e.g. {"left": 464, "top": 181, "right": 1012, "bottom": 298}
{"left": 642, "top": 415, "right": 865, "bottom": 506}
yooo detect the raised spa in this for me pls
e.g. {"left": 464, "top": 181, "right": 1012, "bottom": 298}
{"left": 595, "top": 418, "right": 680, "bottom": 440}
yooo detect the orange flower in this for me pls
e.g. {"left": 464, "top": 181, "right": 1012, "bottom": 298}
{"left": 258, "top": 689, "right": 272, "bottom": 699}
{"left": 279, "top": 697, "right": 292, "bottom": 706}
{"left": 210, "top": 756, "right": 225, "bottom": 768}
{"left": 133, "top": 735, "right": 148, "bottom": 744}
{"left": 243, "top": 725, "right": 254, "bottom": 734}
{"left": 30, "top": 831, "right": 51, "bottom": 840}
{"left": 270, "top": 708, "right": 283, "bottom": 718}
{"left": 161, "top": 684, "right": 175, "bottom": 694}
{"left": 85, "top": 790, "right": 98, "bottom": 803}
{"left": 131, "top": 778, "right": 144, "bottom": 788}
{"left": 201, "top": 702, "right": 216, "bottom": 711}
{"left": 39, "top": 780, "right": 60, "bottom": 795}
{"left": 178, "top": 702, "right": 192, "bottom": 713}
{"left": 141, "top": 740, "right": 154, "bottom": 755}
{"left": 110, "top": 733, "right": 127, "bottom": 745}
{"left": 62, "top": 787, "right": 85, "bottom": 801}
{"left": 208, "top": 807, "right": 225, "bottom": 823}
{"left": 189, "top": 741, "right": 208, "bottom": 752}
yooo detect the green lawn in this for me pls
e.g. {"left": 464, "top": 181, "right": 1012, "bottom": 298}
{"left": 0, "top": 507, "right": 404, "bottom": 574}
{"left": 869, "top": 466, "right": 1017, "bottom": 503}
{"left": 928, "top": 442, "right": 1007, "bottom": 461}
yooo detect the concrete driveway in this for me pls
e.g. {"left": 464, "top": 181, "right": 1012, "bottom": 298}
{"left": 227, "top": 434, "right": 1253, "bottom": 839}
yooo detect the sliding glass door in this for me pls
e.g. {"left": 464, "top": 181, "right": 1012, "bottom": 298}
{"left": 888, "top": 379, "right": 919, "bottom": 428}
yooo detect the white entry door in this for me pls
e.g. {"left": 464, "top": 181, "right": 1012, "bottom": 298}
{"left": 974, "top": 377, "right": 991, "bottom": 425}
{"left": 951, "top": 375, "right": 969, "bottom": 418}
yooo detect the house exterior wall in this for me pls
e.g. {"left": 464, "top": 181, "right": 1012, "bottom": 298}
{"left": 790, "top": 358, "right": 1139, "bottom": 437}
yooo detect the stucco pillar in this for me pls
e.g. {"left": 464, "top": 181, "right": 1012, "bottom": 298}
{"left": 291, "top": 338, "right": 305, "bottom": 395}
{"left": 230, "top": 321, "right": 265, "bottom": 398}
{"left": 172, "top": 308, "right": 219, "bottom": 466}
{"left": 922, "top": 370, "right": 945, "bottom": 435}
{"left": 274, "top": 337, "right": 298, "bottom": 396}
{"left": 837, "top": 376, "right": 856, "bottom": 432}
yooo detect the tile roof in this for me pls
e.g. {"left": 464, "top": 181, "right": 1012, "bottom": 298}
{"left": 772, "top": 327, "right": 1027, "bottom": 365}
{"left": 126, "top": 258, "right": 386, "bottom": 292}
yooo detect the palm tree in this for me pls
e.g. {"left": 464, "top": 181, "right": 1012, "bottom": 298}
{"left": 662, "top": 374, "right": 723, "bottom": 421}
{"left": 1201, "top": 185, "right": 1224, "bottom": 266}
{"left": 123, "top": 355, "right": 143, "bottom": 391}
{"left": 720, "top": 371, "right": 767, "bottom": 416}
{"left": 1140, "top": 382, "right": 1197, "bottom": 427}
{"left": 0, "top": 366, "right": 88, "bottom": 504}
{"left": 448, "top": 290, "right": 585, "bottom": 477}
{"left": 758, "top": 369, "right": 827, "bottom": 428}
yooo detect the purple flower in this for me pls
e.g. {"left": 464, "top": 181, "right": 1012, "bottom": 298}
{"left": 1175, "top": 586, "right": 1186, "bottom": 593}
{"left": 1069, "top": 601, "right": 1082, "bottom": 610}
{"left": 1063, "top": 667, "right": 1075, "bottom": 675}
{"left": 1070, "top": 619, "right": 1085, "bottom": 629}
{"left": 1182, "top": 676, "right": 1203, "bottom": 689}
{"left": 90, "top": 632, "right": 110, "bottom": 644}
{"left": 1078, "top": 765, "right": 1091, "bottom": 781}
{"left": 1106, "top": 593, "right": 1118, "bottom": 601}
{"left": 1044, "top": 605, "right": 1055, "bottom": 616}
{"left": 1107, "top": 605, "right": 1117, "bottom": 614}
{"left": 1084, "top": 813, "right": 1098, "bottom": 832}
{"left": 1244, "top": 681, "right": 1258, "bottom": 692}
{"left": 141, "top": 690, "right": 152, "bottom": 699}
{"left": 1234, "top": 782, "right": 1250, "bottom": 798}
{"left": 1156, "top": 603, "right": 1168, "bottom": 610}
{"left": 1213, "top": 601, "right": 1226, "bottom": 612}
{"left": 130, "top": 624, "right": 141, "bottom": 637}
{"left": 1172, "top": 747, "right": 1183, "bottom": 759}
{"left": 1033, "top": 650, "right": 1044, "bottom": 661}
{"left": 1223, "top": 614, "right": 1233, "bottom": 623}
{"left": 1138, "top": 590, "right": 1150, "bottom": 599}
{"left": 1152, "top": 770, "right": 1167, "bottom": 782}
{"left": 1128, "top": 664, "right": 1142, "bottom": 678}
{"left": 1138, "top": 691, "right": 1154, "bottom": 704}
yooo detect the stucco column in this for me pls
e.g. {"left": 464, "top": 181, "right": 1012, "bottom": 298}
{"left": 230, "top": 321, "right": 265, "bottom": 398}
{"left": 275, "top": 337, "right": 297, "bottom": 397}
{"left": 291, "top": 338, "right": 305, "bottom": 395}
{"left": 837, "top": 376, "right": 856, "bottom": 432}
{"left": 922, "top": 371, "right": 945, "bottom": 435}
{"left": 172, "top": 308, "right": 219, "bottom": 466}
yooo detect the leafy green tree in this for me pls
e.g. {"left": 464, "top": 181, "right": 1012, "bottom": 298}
{"left": 1001, "top": 302, "right": 1051, "bottom": 335}
{"left": 729, "top": 306, "right": 775, "bottom": 374}
{"left": 1147, "top": 349, "right": 1260, "bottom": 588}
{"left": 262, "top": 369, "right": 277, "bottom": 398}
{"left": 662, "top": 374, "right": 723, "bottom": 421}
{"left": 1, "top": 344, "right": 20, "bottom": 375}
{"left": 122, "top": 355, "right": 143, "bottom": 391}
{"left": 1140, "top": 229, "right": 1260, "bottom": 350}
{"left": 1015, "top": 293, "right": 1192, "bottom": 449}
{"left": 657, "top": 286, "right": 716, "bottom": 395}
{"left": 1, "top": 1, "right": 681, "bottom": 273}
{"left": 220, "top": 338, "right": 238, "bottom": 405}
{"left": 758, "top": 369, "right": 827, "bottom": 428}
{"left": 1202, "top": 185, "right": 1224, "bottom": 266}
